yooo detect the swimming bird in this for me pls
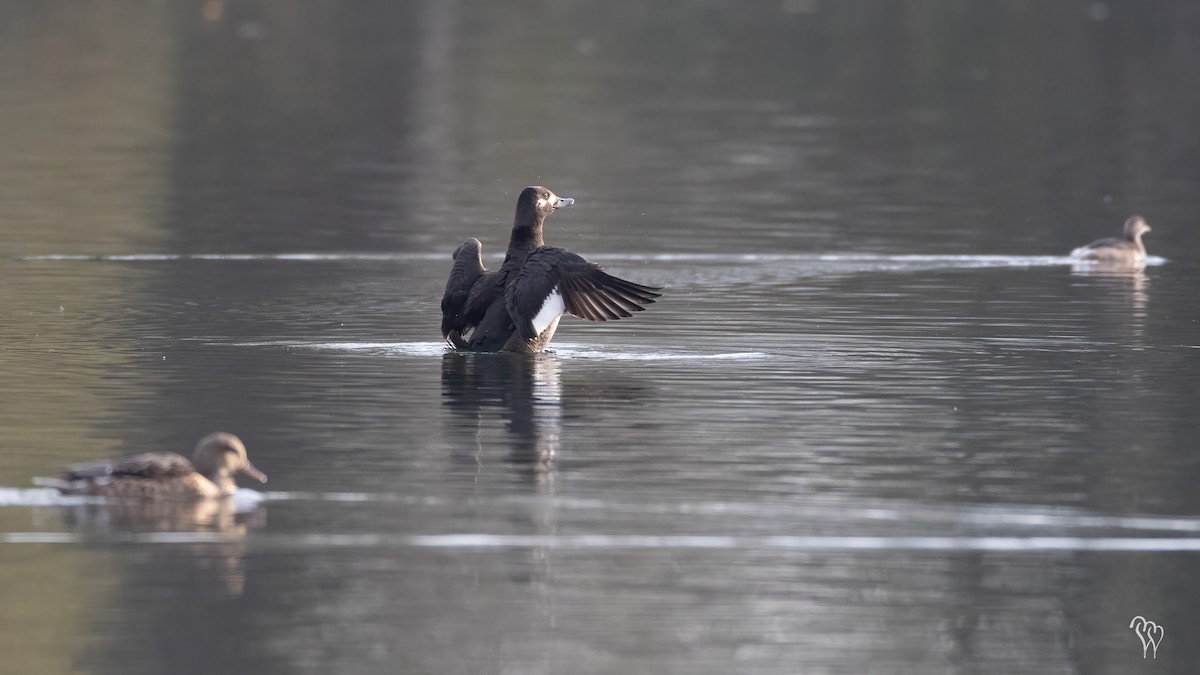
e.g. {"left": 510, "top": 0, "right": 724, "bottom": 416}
{"left": 34, "top": 432, "right": 267, "bottom": 499}
{"left": 1070, "top": 216, "right": 1152, "bottom": 265}
{"left": 441, "top": 186, "right": 663, "bottom": 353}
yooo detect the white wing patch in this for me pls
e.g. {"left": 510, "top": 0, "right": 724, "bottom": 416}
{"left": 531, "top": 287, "right": 565, "bottom": 336}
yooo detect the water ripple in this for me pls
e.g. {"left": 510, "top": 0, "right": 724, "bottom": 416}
{"left": 14, "top": 251, "right": 1168, "bottom": 268}
{"left": 8, "top": 488, "right": 1200, "bottom": 535}
{"left": 3, "top": 531, "right": 1198, "bottom": 551}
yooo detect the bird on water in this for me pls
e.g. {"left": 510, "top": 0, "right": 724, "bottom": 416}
{"left": 441, "top": 186, "right": 662, "bottom": 353}
{"left": 1070, "top": 215, "right": 1152, "bottom": 266}
{"left": 34, "top": 432, "right": 267, "bottom": 499}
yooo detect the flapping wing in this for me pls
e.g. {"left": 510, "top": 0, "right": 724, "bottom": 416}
{"left": 506, "top": 247, "right": 663, "bottom": 342}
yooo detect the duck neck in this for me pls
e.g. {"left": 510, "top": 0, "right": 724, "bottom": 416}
{"left": 1130, "top": 231, "right": 1146, "bottom": 255}
{"left": 505, "top": 218, "right": 545, "bottom": 260}
{"left": 216, "top": 477, "right": 238, "bottom": 497}
{"left": 203, "top": 470, "right": 238, "bottom": 497}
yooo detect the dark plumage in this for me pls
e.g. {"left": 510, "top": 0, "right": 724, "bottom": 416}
{"left": 1071, "top": 216, "right": 1152, "bottom": 265}
{"left": 441, "top": 186, "right": 663, "bottom": 353}
{"left": 441, "top": 238, "right": 487, "bottom": 349}
{"left": 34, "top": 432, "right": 267, "bottom": 499}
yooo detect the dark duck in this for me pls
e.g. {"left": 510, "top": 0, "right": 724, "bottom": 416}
{"left": 441, "top": 186, "right": 662, "bottom": 353}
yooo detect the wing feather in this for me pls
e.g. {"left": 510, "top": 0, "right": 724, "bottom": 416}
{"left": 506, "top": 247, "right": 663, "bottom": 342}
{"left": 65, "top": 452, "right": 195, "bottom": 480}
{"left": 441, "top": 239, "right": 489, "bottom": 341}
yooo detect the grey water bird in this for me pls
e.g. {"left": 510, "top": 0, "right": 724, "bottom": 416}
{"left": 441, "top": 186, "right": 662, "bottom": 352}
{"left": 1071, "top": 216, "right": 1152, "bottom": 266}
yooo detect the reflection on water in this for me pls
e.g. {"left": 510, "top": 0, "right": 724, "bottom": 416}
{"left": 21, "top": 490, "right": 265, "bottom": 598}
{"left": 44, "top": 494, "right": 262, "bottom": 536}
{"left": 441, "top": 353, "right": 563, "bottom": 482}
{"left": 1071, "top": 264, "right": 1150, "bottom": 321}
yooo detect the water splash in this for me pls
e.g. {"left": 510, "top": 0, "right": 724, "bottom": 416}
{"left": 0, "top": 487, "right": 265, "bottom": 514}
{"left": 216, "top": 340, "right": 769, "bottom": 361}
{"left": 0, "top": 488, "right": 103, "bottom": 507}
{"left": 220, "top": 341, "right": 451, "bottom": 356}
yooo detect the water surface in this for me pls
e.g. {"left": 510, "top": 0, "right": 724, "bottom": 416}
{"left": 2, "top": 2, "right": 1199, "bottom": 674}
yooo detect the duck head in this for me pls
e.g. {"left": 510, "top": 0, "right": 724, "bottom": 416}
{"left": 515, "top": 185, "right": 573, "bottom": 225}
{"left": 509, "top": 186, "right": 574, "bottom": 250}
{"left": 1123, "top": 215, "right": 1151, "bottom": 241}
{"left": 192, "top": 432, "right": 267, "bottom": 493}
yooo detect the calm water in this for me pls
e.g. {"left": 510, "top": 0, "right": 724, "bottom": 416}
{"left": 2, "top": 2, "right": 1200, "bottom": 673}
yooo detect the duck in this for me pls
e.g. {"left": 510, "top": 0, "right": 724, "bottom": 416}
{"left": 34, "top": 432, "right": 267, "bottom": 500}
{"left": 441, "top": 186, "right": 663, "bottom": 353}
{"left": 1070, "top": 216, "right": 1152, "bottom": 265}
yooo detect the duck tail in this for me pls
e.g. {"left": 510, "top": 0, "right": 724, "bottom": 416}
{"left": 31, "top": 476, "right": 74, "bottom": 493}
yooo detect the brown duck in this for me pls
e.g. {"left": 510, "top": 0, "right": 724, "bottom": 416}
{"left": 35, "top": 432, "right": 267, "bottom": 499}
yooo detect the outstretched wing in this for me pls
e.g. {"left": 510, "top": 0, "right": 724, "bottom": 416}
{"left": 506, "top": 247, "right": 663, "bottom": 342}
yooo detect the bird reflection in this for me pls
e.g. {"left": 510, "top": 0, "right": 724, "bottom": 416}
{"left": 1071, "top": 263, "right": 1149, "bottom": 319}
{"left": 440, "top": 351, "right": 565, "bottom": 630}
{"left": 37, "top": 497, "right": 265, "bottom": 597}
{"left": 50, "top": 495, "right": 258, "bottom": 530}
{"left": 441, "top": 352, "right": 562, "bottom": 484}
